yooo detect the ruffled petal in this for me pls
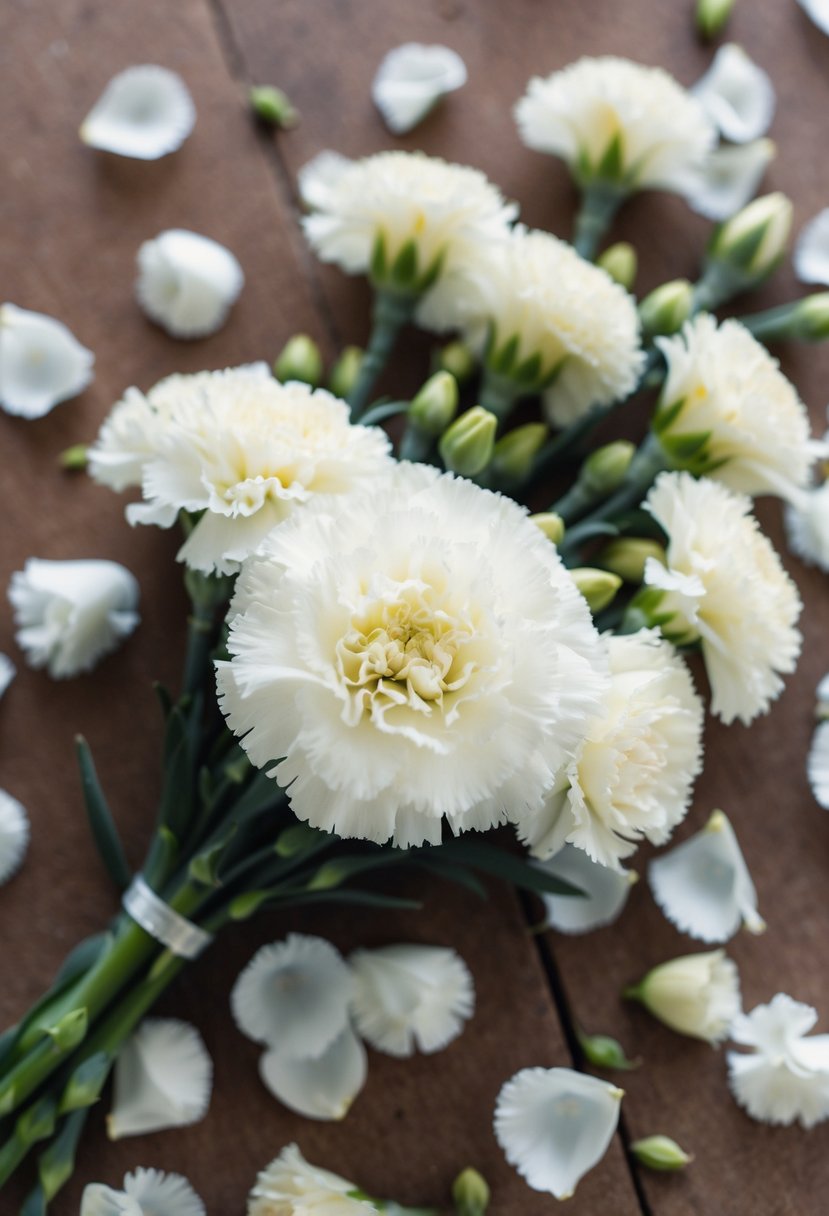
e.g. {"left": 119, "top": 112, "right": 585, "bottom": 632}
{"left": 82, "top": 1169, "right": 205, "bottom": 1216}
{"left": 80, "top": 66, "right": 195, "bottom": 159}
{"left": 136, "top": 229, "right": 244, "bottom": 339}
{"left": 728, "top": 994, "right": 829, "bottom": 1128}
{"left": 535, "top": 845, "right": 636, "bottom": 934}
{"left": 692, "top": 45, "right": 775, "bottom": 142}
{"left": 687, "top": 138, "right": 775, "bottom": 221}
{"left": 259, "top": 1025, "right": 367, "bottom": 1121}
{"left": 0, "top": 304, "right": 94, "bottom": 418}
{"left": 794, "top": 209, "right": 829, "bottom": 286}
{"left": 107, "top": 1018, "right": 212, "bottom": 1139}
{"left": 372, "top": 43, "right": 467, "bottom": 134}
{"left": 0, "top": 790, "right": 30, "bottom": 886}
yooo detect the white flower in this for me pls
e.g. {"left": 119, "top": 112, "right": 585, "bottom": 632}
{"left": 517, "top": 630, "right": 703, "bottom": 871}
{"left": 0, "top": 653, "right": 14, "bottom": 699}
{"left": 786, "top": 481, "right": 829, "bottom": 572}
{"left": 808, "top": 720, "right": 829, "bottom": 808}
{"left": 372, "top": 44, "right": 467, "bottom": 134}
{"left": 649, "top": 809, "right": 765, "bottom": 943}
{"left": 692, "top": 45, "right": 775, "bottom": 143}
{"left": 514, "top": 56, "right": 715, "bottom": 195}
{"left": 0, "top": 790, "right": 29, "bottom": 886}
{"left": 217, "top": 464, "right": 608, "bottom": 848}
{"left": 494, "top": 1067, "right": 623, "bottom": 1200}
{"left": 107, "top": 1018, "right": 212, "bottom": 1139}
{"left": 9, "top": 558, "right": 140, "bottom": 679}
{"left": 728, "top": 994, "right": 829, "bottom": 1127}
{"left": 80, "top": 65, "right": 195, "bottom": 159}
{"left": 81, "top": 1169, "right": 205, "bottom": 1216}
{"left": 247, "top": 1144, "right": 375, "bottom": 1216}
{"left": 654, "top": 315, "right": 814, "bottom": 500}
{"left": 797, "top": 0, "right": 829, "bottom": 37}
{"left": 299, "top": 150, "right": 516, "bottom": 324}
{"left": 89, "top": 366, "right": 393, "bottom": 575}
{"left": 349, "top": 944, "right": 474, "bottom": 1057}
{"left": 641, "top": 473, "right": 802, "bottom": 726}
{"left": 0, "top": 304, "right": 94, "bottom": 418}
{"left": 534, "top": 845, "right": 637, "bottom": 935}
{"left": 794, "top": 208, "right": 829, "bottom": 286}
{"left": 259, "top": 1026, "right": 367, "bottom": 1121}
{"left": 629, "top": 949, "right": 741, "bottom": 1043}
{"left": 136, "top": 229, "right": 244, "bottom": 338}
{"left": 687, "top": 138, "right": 775, "bottom": 222}
{"left": 231, "top": 935, "right": 353, "bottom": 1057}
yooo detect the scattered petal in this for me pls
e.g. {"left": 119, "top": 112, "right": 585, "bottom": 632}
{"left": 494, "top": 1067, "right": 623, "bottom": 1200}
{"left": 687, "top": 138, "right": 775, "bottom": 221}
{"left": 0, "top": 653, "right": 15, "bottom": 699}
{"left": 231, "top": 934, "right": 353, "bottom": 1057}
{"left": 0, "top": 304, "right": 94, "bottom": 418}
{"left": 818, "top": 672, "right": 829, "bottom": 717}
{"left": 247, "top": 1144, "right": 374, "bottom": 1215}
{"left": 649, "top": 809, "right": 765, "bottom": 943}
{"left": 82, "top": 1168, "right": 205, "bottom": 1216}
{"left": 797, "top": 0, "right": 829, "bottom": 37}
{"left": 692, "top": 45, "right": 775, "bottom": 143}
{"left": 372, "top": 43, "right": 467, "bottom": 134}
{"left": 808, "top": 720, "right": 829, "bottom": 808}
{"left": 628, "top": 949, "right": 741, "bottom": 1043}
{"left": 259, "top": 1025, "right": 367, "bottom": 1121}
{"left": 728, "top": 993, "right": 829, "bottom": 1127}
{"left": 107, "top": 1018, "right": 212, "bottom": 1139}
{"left": 136, "top": 229, "right": 244, "bottom": 339}
{"left": 794, "top": 209, "right": 829, "bottom": 286}
{"left": 535, "top": 846, "right": 636, "bottom": 935}
{"left": 80, "top": 65, "right": 195, "bottom": 159}
{"left": 349, "top": 943, "right": 474, "bottom": 1057}
{"left": 785, "top": 482, "right": 829, "bottom": 571}
{"left": 0, "top": 790, "right": 29, "bottom": 886}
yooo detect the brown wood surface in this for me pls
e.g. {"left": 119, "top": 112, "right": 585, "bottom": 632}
{"left": 1, "top": 0, "right": 828, "bottom": 1212}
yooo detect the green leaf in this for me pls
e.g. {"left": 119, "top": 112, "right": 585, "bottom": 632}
{"left": 390, "top": 239, "right": 419, "bottom": 290}
{"left": 20, "top": 1182, "right": 47, "bottom": 1216}
{"left": 38, "top": 1108, "right": 89, "bottom": 1200}
{"left": 75, "top": 738, "right": 131, "bottom": 892}
{"left": 370, "top": 232, "right": 388, "bottom": 283}
{"left": 660, "top": 429, "right": 711, "bottom": 464}
{"left": 275, "top": 822, "right": 330, "bottom": 859}
{"left": 413, "top": 859, "right": 488, "bottom": 900}
{"left": 358, "top": 400, "right": 410, "bottom": 427}
{"left": 492, "top": 333, "right": 520, "bottom": 377}
{"left": 283, "top": 889, "right": 422, "bottom": 911}
{"left": 17, "top": 1096, "right": 57, "bottom": 1147}
{"left": 305, "top": 850, "right": 410, "bottom": 892}
{"left": 434, "top": 840, "right": 585, "bottom": 897}
{"left": 158, "top": 707, "right": 195, "bottom": 837}
{"left": 228, "top": 890, "right": 272, "bottom": 921}
{"left": 514, "top": 351, "right": 543, "bottom": 387}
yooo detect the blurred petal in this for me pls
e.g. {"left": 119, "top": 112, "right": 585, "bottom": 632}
{"left": 259, "top": 1025, "right": 367, "bottom": 1121}
{"left": 794, "top": 209, "right": 829, "bottom": 286}
{"left": 0, "top": 790, "right": 29, "bottom": 886}
{"left": 0, "top": 653, "right": 15, "bottom": 699}
{"left": 808, "top": 720, "right": 829, "bottom": 808}
{"left": 372, "top": 43, "right": 467, "bottom": 134}
{"left": 82, "top": 1169, "right": 205, "bottom": 1216}
{"left": 80, "top": 65, "right": 195, "bottom": 159}
{"left": 687, "top": 139, "right": 775, "bottom": 221}
{"left": 798, "top": 0, "right": 829, "bottom": 36}
{"left": 136, "top": 229, "right": 244, "bottom": 339}
{"left": 692, "top": 44, "right": 775, "bottom": 142}
{"left": 0, "top": 304, "right": 94, "bottom": 418}
{"left": 107, "top": 1018, "right": 212, "bottom": 1139}
{"left": 728, "top": 994, "right": 829, "bottom": 1127}
{"left": 535, "top": 845, "right": 636, "bottom": 934}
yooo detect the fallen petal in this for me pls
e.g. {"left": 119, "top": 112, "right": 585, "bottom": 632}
{"left": 794, "top": 209, "right": 829, "bottom": 286}
{"left": 692, "top": 44, "right": 775, "bottom": 143}
{"left": 107, "top": 1018, "right": 212, "bottom": 1139}
{"left": 259, "top": 1025, "right": 367, "bottom": 1121}
{"left": 136, "top": 229, "right": 244, "bottom": 339}
{"left": 535, "top": 845, "right": 636, "bottom": 935}
{"left": 372, "top": 43, "right": 467, "bottom": 135}
{"left": 0, "top": 304, "right": 94, "bottom": 418}
{"left": 0, "top": 790, "right": 29, "bottom": 886}
{"left": 80, "top": 65, "right": 195, "bottom": 159}
{"left": 687, "top": 138, "right": 775, "bottom": 221}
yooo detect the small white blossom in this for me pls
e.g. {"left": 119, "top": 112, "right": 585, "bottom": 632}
{"left": 641, "top": 473, "right": 802, "bottom": 726}
{"left": 247, "top": 1144, "right": 375, "bottom": 1216}
{"left": 259, "top": 1026, "right": 367, "bottom": 1122}
{"left": 728, "top": 994, "right": 829, "bottom": 1127}
{"left": 372, "top": 44, "right": 467, "bottom": 134}
{"left": 81, "top": 1169, "right": 205, "bottom": 1216}
{"left": 794, "top": 208, "right": 829, "bottom": 286}
{"left": 80, "top": 65, "right": 195, "bottom": 159}
{"left": 649, "top": 809, "right": 765, "bottom": 943}
{"left": 687, "top": 138, "right": 775, "bottom": 222}
{"left": 217, "top": 464, "right": 608, "bottom": 848}
{"left": 9, "top": 558, "right": 140, "bottom": 679}
{"left": 630, "top": 950, "right": 741, "bottom": 1043}
{"left": 0, "top": 304, "right": 94, "bottom": 418}
{"left": 0, "top": 653, "right": 14, "bottom": 700}
{"left": 136, "top": 229, "right": 244, "bottom": 338}
{"left": 349, "top": 943, "right": 474, "bottom": 1057}
{"left": 786, "top": 481, "right": 829, "bottom": 570}
{"left": 0, "top": 790, "right": 29, "bottom": 886}
{"left": 692, "top": 45, "right": 775, "bottom": 143}
{"left": 797, "top": 0, "right": 829, "bottom": 37}
{"left": 807, "top": 721, "right": 829, "bottom": 808}
{"left": 107, "top": 1018, "right": 212, "bottom": 1139}
{"left": 535, "top": 845, "right": 636, "bottom": 935}
{"left": 494, "top": 1067, "right": 623, "bottom": 1200}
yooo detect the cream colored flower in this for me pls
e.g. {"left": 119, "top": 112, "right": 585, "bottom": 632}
{"left": 247, "top": 1144, "right": 375, "bottom": 1216}
{"left": 517, "top": 630, "right": 702, "bottom": 871}
{"left": 515, "top": 56, "right": 715, "bottom": 194}
{"left": 217, "top": 464, "right": 607, "bottom": 848}
{"left": 0, "top": 790, "right": 29, "bottom": 886}
{"left": 641, "top": 473, "right": 802, "bottom": 725}
{"left": 728, "top": 994, "right": 829, "bottom": 1127}
{"left": 0, "top": 304, "right": 94, "bottom": 418}
{"left": 107, "top": 1019, "right": 212, "bottom": 1139}
{"left": 628, "top": 949, "right": 741, "bottom": 1043}
{"left": 89, "top": 365, "right": 393, "bottom": 574}
{"left": 80, "top": 65, "right": 195, "bottom": 159}
{"left": 654, "top": 315, "right": 814, "bottom": 499}
{"left": 81, "top": 1169, "right": 204, "bottom": 1216}
{"left": 372, "top": 44, "right": 467, "bottom": 134}
{"left": 692, "top": 44, "right": 775, "bottom": 143}
{"left": 136, "top": 229, "right": 244, "bottom": 338}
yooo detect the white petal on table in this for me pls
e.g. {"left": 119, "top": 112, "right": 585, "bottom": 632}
{"left": 808, "top": 719, "right": 829, "bottom": 809}
{"left": 107, "top": 1018, "right": 212, "bottom": 1139}
{"left": 372, "top": 43, "right": 467, "bottom": 134}
{"left": 794, "top": 209, "right": 829, "bottom": 286}
{"left": 692, "top": 44, "right": 775, "bottom": 143}
{"left": 0, "top": 790, "right": 29, "bottom": 886}
{"left": 82, "top": 1168, "right": 206, "bottom": 1216}
{"left": 534, "top": 845, "right": 636, "bottom": 935}
{"left": 136, "top": 229, "right": 244, "bottom": 339}
{"left": 80, "top": 65, "right": 195, "bottom": 159}
{"left": 259, "top": 1025, "right": 368, "bottom": 1121}
{"left": 797, "top": 0, "right": 829, "bottom": 36}
{"left": 687, "top": 138, "right": 775, "bottom": 221}
{"left": 0, "top": 653, "right": 15, "bottom": 699}
{"left": 0, "top": 304, "right": 94, "bottom": 418}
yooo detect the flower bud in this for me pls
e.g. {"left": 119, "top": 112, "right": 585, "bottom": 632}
{"left": 570, "top": 567, "right": 623, "bottom": 614}
{"left": 436, "top": 338, "right": 476, "bottom": 384}
{"left": 438, "top": 406, "right": 497, "bottom": 477}
{"left": 409, "top": 371, "right": 459, "bottom": 436}
{"left": 597, "top": 241, "right": 638, "bottom": 290}
{"left": 582, "top": 440, "right": 636, "bottom": 496}
{"left": 490, "top": 422, "right": 548, "bottom": 485}
{"left": 578, "top": 1029, "right": 640, "bottom": 1071}
{"left": 709, "top": 192, "right": 793, "bottom": 280}
{"left": 624, "top": 949, "right": 740, "bottom": 1043}
{"left": 598, "top": 537, "right": 667, "bottom": 583}
{"left": 530, "top": 512, "right": 565, "bottom": 545}
{"left": 250, "top": 85, "right": 299, "bottom": 128}
{"left": 328, "top": 345, "right": 364, "bottom": 399}
{"left": 452, "top": 1167, "right": 491, "bottom": 1216}
{"left": 696, "top": 0, "right": 735, "bottom": 39}
{"left": 631, "top": 1134, "right": 694, "bottom": 1171}
{"left": 639, "top": 280, "right": 694, "bottom": 338}
{"left": 790, "top": 293, "right": 829, "bottom": 342}
{"left": 274, "top": 334, "right": 323, "bottom": 387}
{"left": 59, "top": 442, "right": 89, "bottom": 471}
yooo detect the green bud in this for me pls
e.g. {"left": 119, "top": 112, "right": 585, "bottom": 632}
{"left": 409, "top": 371, "right": 459, "bottom": 436}
{"left": 328, "top": 346, "right": 364, "bottom": 399}
{"left": 597, "top": 242, "right": 638, "bottom": 290}
{"left": 59, "top": 1051, "right": 111, "bottom": 1113}
{"left": 582, "top": 440, "right": 636, "bottom": 496}
{"left": 530, "top": 512, "right": 565, "bottom": 546}
{"left": 709, "top": 192, "right": 793, "bottom": 279}
{"left": 249, "top": 85, "right": 299, "bottom": 129}
{"left": 631, "top": 1134, "right": 694, "bottom": 1171}
{"left": 275, "top": 822, "right": 324, "bottom": 858}
{"left": 490, "top": 422, "right": 548, "bottom": 485}
{"left": 274, "top": 334, "right": 324, "bottom": 387}
{"left": 578, "top": 1029, "right": 641, "bottom": 1071}
{"left": 791, "top": 293, "right": 829, "bottom": 341}
{"left": 452, "top": 1167, "right": 491, "bottom": 1216}
{"left": 696, "top": 0, "right": 735, "bottom": 38}
{"left": 570, "top": 567, "right": 623, "bottom": 614}
{"left": 638, "top": 280, "right": 694, "bottom": 338}
{"left": 17, "top": 1096, "right": 57, "bottom": 1147}
{"left": 598, "top": 537, "right": 667, "bottom": 583}
{"left": 436, "top": 339, "right": 476, "bottom": 384}
{"left": 59, "top": 443, "right": 88, "bottom": 471}
{"left": 438, "top": 406, "right": 498, "bottom": 477}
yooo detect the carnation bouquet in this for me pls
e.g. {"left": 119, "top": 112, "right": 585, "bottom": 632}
{"left": 3, "top": 13, "right": 829, "bottom": 1213}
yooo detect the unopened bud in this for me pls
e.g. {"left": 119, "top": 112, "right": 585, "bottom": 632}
{"left": 452, "top": 1167, "right": 491, "bottom": 1216}
{"left": 47, "top": 1008, "right": 88, "bottom": 1053}
{"left": 570, "top": 567, "right": 623, "bottom": 614}
{"left": 438, "top": 406, "right": 497, "bottom": 477}
{"left": 639, "top": 280, "right": 694, "bottom": 338}
{"left": 530, "top": 512, "right": 565, "bottom": 546}
{"left": 696, "top": 0, "right": 735, "bottom": 38}
{"left": 597, "top": 241, "right": 638, "bottom": 290}
{"left": 409, "top": 371, "right": 459, "bottom": 436}
{"left": 328, "top": 346, "right": 364, "bottom": 399}
{"left": 437, "top": 339, "right": 476, "bottom": 384}
{"left": 490, "top": 422, "right": 548, "bottom": 484}
{"left": 709, "top": 192, "right": 793, "bottom": 280}
{"left": 250, "top": 85, "right": 299, "bottom": 129}
{"left": 791, "top": 293, "right": 829, "bottom": 341}
{"left": 624, "top": 949, "right": 739, "bottom": 1043}
{"left": 578, "top": 1029, "right": 640, "bottom": 1071}
{"left": 59, "top": 443, "right": 89, "bottom": 471}
{"left": 582, "top": 440, "right": 635, "bottom": 496}
{"left": 274, "top": 334, "right": 324, "bottom": 387}
{"left": 631, "top": 1135, "right": 694, "bottom": 1172}
{"left": 599, "top": 537, "right": 667, "bottom": 583}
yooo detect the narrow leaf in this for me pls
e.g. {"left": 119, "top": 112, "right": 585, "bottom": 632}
{"left": 434, "top": 839, "right": 585, "bottom": 897}
{"left": 75, "top": 738, "right": 131, "bottom": 892}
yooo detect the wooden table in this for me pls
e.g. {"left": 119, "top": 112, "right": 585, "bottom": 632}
{"left": 1, "top": 1, "right": 828, "bottom": 1211}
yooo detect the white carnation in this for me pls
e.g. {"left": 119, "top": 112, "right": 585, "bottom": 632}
{"left": 217, "top": 464, "right": 607, "bottom": 848}
{"left": 88, "top": 365, "right": 393, "bottom": 575}
{"left": 641, "top": 472, "right": 802, "bottom": 726}
{"left": 247, "top": 1144, "right": 375, "bottom": 1216}
{"left": 728, "top": 994, "right": 829, "bottom": 1128}
{"left": 517, "top": 630, "right": 702, "bottom": 871}
{"left": 515, "top": 56, "right": 715, "bottom": 195}
{"left": 632, "top": 949, "right": 741, "bottom": 1044}
{"left": 655, "top": 315, "right": 814, "bottom": 500}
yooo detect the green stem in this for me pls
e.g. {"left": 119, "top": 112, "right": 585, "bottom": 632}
{"left": 573, "top": 185, "right": 625, "bottom": 261}
{"left": 398, "top": 424, "right": 435, "bottom": 463}
{"left": 347, "top": 290, "right": 414, "bottom": 419}
{"left": 552, "top": 480, "right": 600, "bottom": 525}
{"left": 738, "top": 300, "right": 801, "bottom": 343}
{"left": 478, "top": 369, "right": 520, "bottom": 424}
{"left": 182, "top": 604, "right": 215, "bottom": 700}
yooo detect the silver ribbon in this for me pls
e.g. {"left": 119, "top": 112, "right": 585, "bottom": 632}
{"left": 123, "top": 876, "right": 213, "bottom": 960}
